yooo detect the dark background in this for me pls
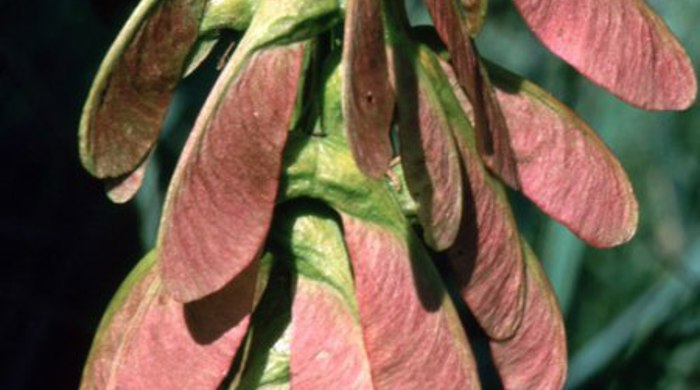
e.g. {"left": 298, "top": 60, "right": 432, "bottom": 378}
{"left": 2, "top": 0, "right": 700, "bottom": 388}
{"left": 0, "top": 1, "right": 143, "bottom": 388}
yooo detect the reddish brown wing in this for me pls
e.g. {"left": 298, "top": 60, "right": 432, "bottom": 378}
{"left": 342, "top": 0, "right": 395, "bottom": 179}
{"left": 158, "top": 44, "right": 305, "bottom": 302}
{"left": 81, "top": 253, "right": 259, "bottom": 389}
{"left": 104, "top": 153, "right": 151, "bottom": 203}
{"left": 432, "top": 56, "right": 526, "bottom": 341}
{"left": 513, "top": 0, "right": 696, "bottom": 110}
{"left": 393, "top": 46, "right": 464, "bottom": 251}
{"left": 490, "top": 65, "right": 638, "bottom": 247}
{"left": 424, "top": 0, "right": 520, "bottom": 188}
{"left": 342, "top": 215, "right": 480, "bottom": 389}
{"left": 490, "top": 240, "right": 567, "bottom": 389}
{"left": 81, "top": 0, "right": 205, "bottom": 179}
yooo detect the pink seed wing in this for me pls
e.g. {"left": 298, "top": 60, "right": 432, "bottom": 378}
{"left": 292, "top": 283, "right": 374, "bottom": 389}
{"left": 433, "top": 57, "right": 526, "bottom": 341}
{"left": 158, "top": 44, "right": 305, "bottom": 302}
{"left": 490, "top": 240, "right": 567, "bottom": 389}
{"left": 490, "top": 65, "right": 638, "bottom": 247}
{"left": 81, "top": 252, "right": 259, "bottom": 389}
{"left": 424, "top": 0, "right": 520, "bottom": 188}
{"left": 341, "top": 215, "right": 480, "bottom": 389}
{"left": 512, "top": 0, "right": 696, "bottom": 110}
{"left": 393, "top": 46, "right": 464, "bottom": 251}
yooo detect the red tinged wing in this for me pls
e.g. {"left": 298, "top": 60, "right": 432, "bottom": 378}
{"left": 104, "top": 153, "right": 150, "bottom": 203}
{"left": 285, "top": 212, "right": 374, "bottom": 389}
{"left": 80, "top": 0, "right": 205, "bottom": 179}
{"left": 424, "top": 0, "right": 520, "bottom": 188}
{"left": 341, "top": 215, "right": 480, "bottom": 389}
{"left": 512, "top": 0, "right": 697, "bottom": 110}
{"left": 446, "top": 170, "right": 526, "bottom": 341}
{"left": 490, "top": 240, "right": 567, "bottom": 390}
{"left": 292, "top": 284, "right": 375, "bottom": 389}
{"left": 426, "top": 53, "right": 525, "bottom": 341}
{"left": 342, "top": 0, "right": 395, "bottom": 179}
{"left": 393, "top": 46, "right": 464, "bottom": 251}
{"left": 489, "top": 64, "right": 638, "bottom": 247}
{"left": 81, "top": 252, "right": 259, "bottom": 390}
{"left": 158, "top": 44, "right": 305, "bottom": 302}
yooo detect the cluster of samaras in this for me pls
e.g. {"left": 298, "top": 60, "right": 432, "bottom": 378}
{"left": 79, "top": 0, "right": 695, "bottom": 388}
